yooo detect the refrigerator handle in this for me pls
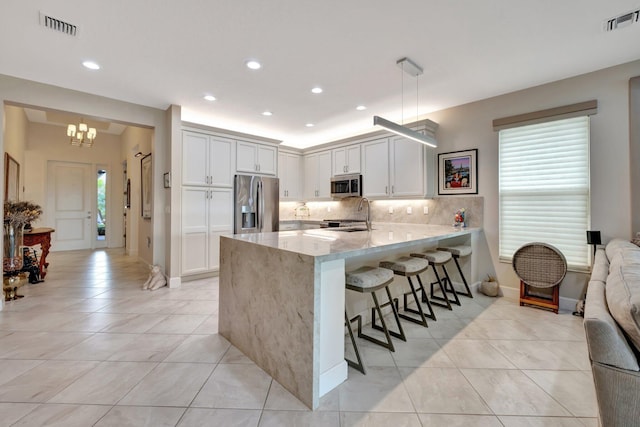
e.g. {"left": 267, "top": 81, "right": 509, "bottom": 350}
{"left": 258, "top": 180, "right": 265, "bottom": 231}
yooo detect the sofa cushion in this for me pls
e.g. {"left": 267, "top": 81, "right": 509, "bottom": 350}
{"left": 609, "top": 248, "right": 640, "bottom": 272}
{"left": 606, "top": 261, "right": 640, "bottom": 352}
{"left": 606, "top": 238, "right": 640, "bottom": 262}
{"left": 585, "top": 280, "right": 640, "bottom": 371}
{"left": 590, "top": 249, "right": 610, "bottom": 283}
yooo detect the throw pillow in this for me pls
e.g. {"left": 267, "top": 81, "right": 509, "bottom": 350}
{"left": 632, "top": 232, "right": 640, "bottom": 247}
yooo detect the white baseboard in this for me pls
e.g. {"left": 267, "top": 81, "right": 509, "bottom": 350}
{"left": 319, "top": 360, "right": 347, "bottom": 398}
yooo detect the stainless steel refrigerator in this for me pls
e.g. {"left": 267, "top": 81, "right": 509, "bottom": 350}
{"left": 234, "top": 174, "right": 279, "bottom": 233}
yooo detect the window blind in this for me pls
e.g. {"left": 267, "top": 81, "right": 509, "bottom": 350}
{"left": 499, "top": 116, "right": 590, "bottom": 270}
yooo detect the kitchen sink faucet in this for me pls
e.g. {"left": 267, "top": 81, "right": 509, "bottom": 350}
{"left": 357, "top": 197, "right": 372, "bottom": 231}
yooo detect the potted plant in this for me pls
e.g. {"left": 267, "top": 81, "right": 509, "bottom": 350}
{"left": 3, "top": 201, "right": 42, "bottom": 274}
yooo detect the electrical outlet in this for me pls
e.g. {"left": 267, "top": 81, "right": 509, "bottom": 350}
{"left": 407, "top": 206, "right": 412, "bottom": 214}
{"left": 327, "top": 206, "right": 331, "bottom": 212}
{"left": 423, "top": 206, "right": 429, "bottom": 215}
{"left": 388, "top": 231, "right": 394, "bottom": 240}
{"left": 388, "top": 206, "right": 394, "bottom": 214}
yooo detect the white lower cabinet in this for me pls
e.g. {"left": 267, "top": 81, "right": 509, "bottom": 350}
{"left": 181, "top": 187, "right": 233, "bottom": 275}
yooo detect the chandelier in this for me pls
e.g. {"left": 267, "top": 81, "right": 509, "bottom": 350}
{"left": 67, "top": 119, "right": 97, "bottom": 147}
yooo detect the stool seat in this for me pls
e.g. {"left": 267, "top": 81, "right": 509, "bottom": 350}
{"left": 410, "top": 250, "right": 452, "bottom": 264}
{"left": 438, "top": 245, "right": 472, "bottom": 257}
{"left": 346, "top": 267, "right": 394, "bottom": 291}
{"left": 380, "top": 257, "right": 428, "bottom": 275}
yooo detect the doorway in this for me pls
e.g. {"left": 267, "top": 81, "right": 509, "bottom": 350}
{"left": 46, "top": 161, "right": 94, "bottom": 251}
{"left": 96, "top": 166, "right": 108, "bottom": 249}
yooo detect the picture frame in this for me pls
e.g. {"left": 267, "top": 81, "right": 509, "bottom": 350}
{"left": 140, "top": 153, "right": 152, "bottom": 219}
{"left": 125, "top": 179, "right": 131, "bottom": 209}
{"left": 163, "top": 172, "right": 171, "bottom": 188}
{"left": 4, "top": 153, "right": 20, "bottom": 201}
{"left": 438, "top": 149, "right": 478, "bottom": 195}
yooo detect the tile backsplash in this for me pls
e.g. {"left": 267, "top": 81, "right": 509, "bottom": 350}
{"left": 280, "top": 196, "right": 483, "bottom": 228}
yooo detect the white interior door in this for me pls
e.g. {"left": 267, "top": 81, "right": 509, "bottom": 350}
{"left": 47, "top": 161, "right": 93, "bottom": 251}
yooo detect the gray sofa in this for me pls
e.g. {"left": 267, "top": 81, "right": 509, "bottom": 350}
{"left": 584, "top": 238, "right": 640, "bottom": 427}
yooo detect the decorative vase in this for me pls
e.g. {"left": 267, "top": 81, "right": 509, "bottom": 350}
{"left": 3, "top": 222, "right": 24, "bottom": 274}
{"left": 480, "top": 276, "right": 500, "bottom": 297}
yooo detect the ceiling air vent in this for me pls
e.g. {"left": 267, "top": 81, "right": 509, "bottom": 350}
{"left": 39, "top": 12, "right": 78, "bottom": 37}
{"left": 604, "top": 9, "right": 640, "bottom": 31}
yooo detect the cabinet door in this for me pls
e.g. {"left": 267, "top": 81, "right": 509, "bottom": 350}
{"left": 181, "top": 187, "right": 209, "bottom": 275}
{"left": 208, "top": 188, "right": 233, "bottom": 270}
{"left": 303, "top": 154, "right": 319, "bottom": 199}
{"left": 236, "top": 141, "right": 257, "bottom": 173}
{"left": 279, "top": 153, "right": 300, "bottom": 200}
{"left": 210, "top": 137, "right": 233, "bottom": 187}
{"left": 182, "top": 131, "right": 209, "bottom": 186}
{"left": 257, "top": 145, "right": 277, "bottom": 175}
{"left": 391, "top": 137, "right": 424, "bottom": 197}
{"left": 362, "top": 139, "right": 390, "bottom": 197}
{"left": 332, "top": 148, "right": 347, "bottom": 176}
{"left": 316, "top": 151, "right": 333, "bottom": 198}
{"left": 346, "top": 144, "right": 361, "bottom": 174}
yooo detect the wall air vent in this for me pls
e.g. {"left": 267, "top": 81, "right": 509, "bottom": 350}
{"left": 39, "top": 12, "right": 78, "bottom": 37}
{"left": 604, "top": 9, "right": 639, "bottom": 31}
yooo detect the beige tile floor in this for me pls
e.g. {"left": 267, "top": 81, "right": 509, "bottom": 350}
{"left": 0, "top": 249, "right": 598, "bottom": 426}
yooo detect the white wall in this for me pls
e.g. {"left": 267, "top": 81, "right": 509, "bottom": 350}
{"left": 630, "top": 77, "right": 640, "bottom": 235}
{"left": 3, "top": 105, "right": 28, "bottom": 199}
{"left": 426, "top": 59, "right": 640, "bottom": 299}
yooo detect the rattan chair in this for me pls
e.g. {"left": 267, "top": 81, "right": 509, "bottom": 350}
{"left": 512, "top": 242, "right": 567, "bottom": 314}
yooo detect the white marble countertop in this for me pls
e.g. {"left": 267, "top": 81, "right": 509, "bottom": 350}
{"left": 226, "top": 223, "right": 479, "bottom": 261}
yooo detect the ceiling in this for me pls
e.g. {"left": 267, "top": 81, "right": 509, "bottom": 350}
{"left": 1, "top": 1, "right": 639, "bottom": 149}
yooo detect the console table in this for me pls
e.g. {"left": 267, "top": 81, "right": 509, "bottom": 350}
{"left": 23, "top": 227, "right": 55, "bottom": 279}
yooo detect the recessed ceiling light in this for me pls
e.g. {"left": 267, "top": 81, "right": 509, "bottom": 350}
{"left": 203, "top": 94, "right": 216, "bottom": 101}
{"left": 305, "top": 123, "right": 314, "bottom": 127}
{"left": 311, "top": 87, "right": 323, "bottom": 94}
{"left": 262, "top": 111, "right": 273, "bottom": 116}
{"left": 82, "top": 61, "right": 100, "bottom": 70}
{"left": 356, "top": 105, "right": 367, "bottom": 111}
{"left": 246, "top": 60, "right": 262, "bottom": 70}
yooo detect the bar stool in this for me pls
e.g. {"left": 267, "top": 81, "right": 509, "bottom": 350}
{"left": 410, "top": 250, "right": 459, "bottom": 309}
{"left": 345, "top": 266, "right": 405, "bottom": 369}
{"left": 379, "top": 257, "right": 436, "bottom": 327}
{"left": 438, "top": 245, "right": 474, "bottom": 298}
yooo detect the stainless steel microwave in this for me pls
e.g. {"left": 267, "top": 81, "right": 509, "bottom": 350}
{"left": 330, "top": 174, "right": 362, "bottom": 198}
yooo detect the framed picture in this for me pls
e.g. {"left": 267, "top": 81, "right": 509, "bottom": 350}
{"left": 163, "top": 172, "right": 171, "bottom": 188}
{"left": 141, "top": 153, "right": 152, "bottom": 219}
{"left": 438, "top": 149, "right": 478, "bottom": 195}
{"left": 4, "top": 153, "right": 20, "bottom": 201}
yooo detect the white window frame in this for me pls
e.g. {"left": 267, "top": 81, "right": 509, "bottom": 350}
{"left": 498, "top": 115, "right": 591, "bottom": 272}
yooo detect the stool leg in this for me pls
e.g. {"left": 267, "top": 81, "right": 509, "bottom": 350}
{"left": 452, "top": 255, "right": 473, "bottom": 298}
{"left": 416, "top": 274, "right": 436, "bottom": 321}
{"left": 345, "top": 311, "right": 366, "bottom": 374}
{"left": 398, "top": 276, "right": 429, "bottom": 327}
{"left": 371, "top": 291, "right": 405, "bottom": 342}
{"left": 441, "top": 264, "right": 461, "bottom": 306}
{"left": 429, "top": 265, "right": 453, "bottom": 310}
{"left": 365, "top": 291, "right": 396, "bottom": 351}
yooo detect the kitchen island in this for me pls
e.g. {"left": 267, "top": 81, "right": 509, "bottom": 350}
{"left": 219, "top": 223, "right": 480, "bottom": 409}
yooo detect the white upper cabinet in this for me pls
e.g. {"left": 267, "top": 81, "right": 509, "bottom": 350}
{"left": 304, "top": 150, "right": 332, "bottom": 199}
{"left": 362, "top": 138, "right": 391, "bottom": 197}
{"left": 332, "top": 144, "right": 361, "bottom": 176}
{"left": 362, "top": 136, "right": 431, "bottom": 198}
{"left": 183, "top": 131, "right": 233, "bottom": 187}
{"left": 236, "top": 141, "right": 277, "bottom": 175}
{"left": 390, "top": 136, "right": 425, "bottom": 197}
{"left": 278, "top": 152, "right": 301, "bottom": 200}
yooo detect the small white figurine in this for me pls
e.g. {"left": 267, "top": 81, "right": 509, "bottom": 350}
{"left": 142, "top": 264, "right": 166, "bottom": 291}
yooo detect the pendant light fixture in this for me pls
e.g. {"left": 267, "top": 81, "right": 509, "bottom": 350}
{"left": 373, "top": 57, "right": 437, "bottom": 148}
{"left": 67, "top": 118, "right": 97, "bottom": 147}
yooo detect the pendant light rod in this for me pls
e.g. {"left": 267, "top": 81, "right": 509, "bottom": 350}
{"left": 373, "top": 116, "right": 437, "bottom": 148}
